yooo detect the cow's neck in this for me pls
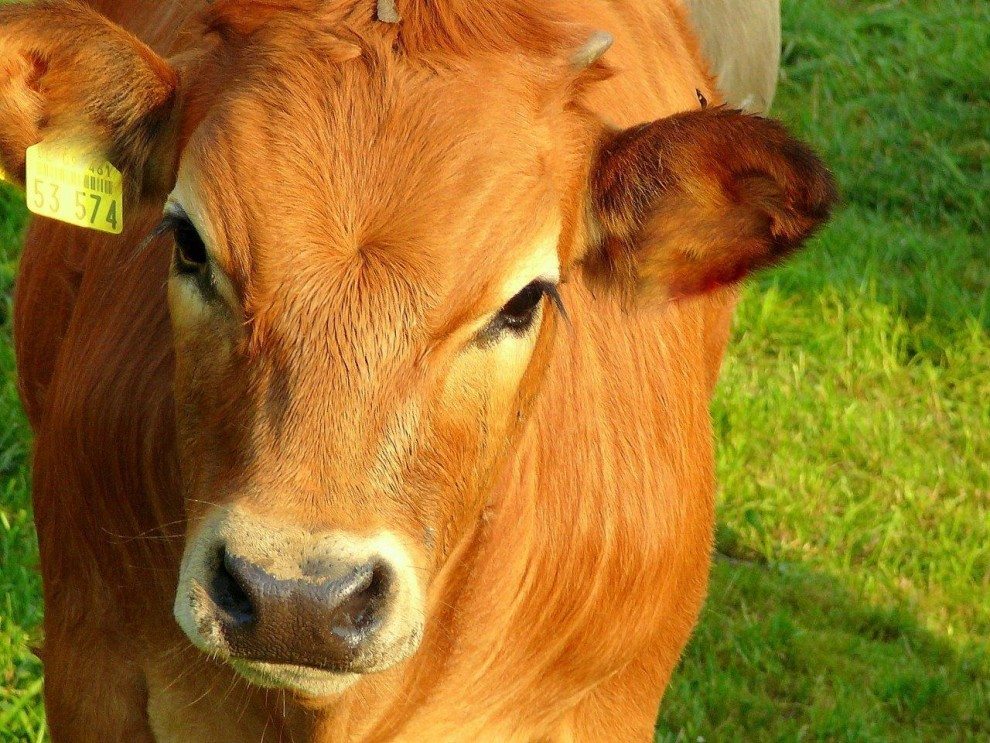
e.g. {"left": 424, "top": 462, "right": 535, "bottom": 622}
{"left": 335, "top": 286, "right": 716, "bottom": 739}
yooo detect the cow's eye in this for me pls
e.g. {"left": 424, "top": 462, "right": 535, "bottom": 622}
{"left": 173, "top": 217, "right": 208, "bottom": 273}
{"left": 499, "top": 281, "right": 547, "bottom": 331}
{"left": 476, "top": 280, "right": 551, "bottom": 345}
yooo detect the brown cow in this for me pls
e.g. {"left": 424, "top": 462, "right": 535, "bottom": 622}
{"left": 0, "top": 0, "right": 834, "bottom": 740}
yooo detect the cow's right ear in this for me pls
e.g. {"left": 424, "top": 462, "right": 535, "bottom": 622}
{"left": 582, "top": 107, "right": 836, "bottom": 302}
{"left": 0, "top": 0, "right": 178, "bottom": 197}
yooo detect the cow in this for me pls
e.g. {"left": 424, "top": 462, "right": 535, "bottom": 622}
{"left": 0, "top": 0, "right": 834, "bottom": 740}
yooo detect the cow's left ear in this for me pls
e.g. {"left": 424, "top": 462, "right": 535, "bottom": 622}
{"left": 583, "top": 107, "right": 837, "bottom": 301}
{"left": 0, "top": 0, "right": 178, "bottom": 197}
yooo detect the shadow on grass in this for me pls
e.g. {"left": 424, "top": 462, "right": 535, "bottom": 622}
{"left": 655, "top": 528, "right": 990, "bottom": 741}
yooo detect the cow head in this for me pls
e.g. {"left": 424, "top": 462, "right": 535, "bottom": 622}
{"left": 0, "top": 0, "right": 835, "bottom": 696}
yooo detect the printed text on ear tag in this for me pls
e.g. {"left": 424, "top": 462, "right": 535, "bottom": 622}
{"left": 25, "top": 143, "right": 123, "bottom": 234}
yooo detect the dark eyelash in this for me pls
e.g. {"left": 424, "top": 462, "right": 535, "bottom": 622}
{"left": 544, "top": 283, "right": 568, "bottom": 323}
{"left": 136, "top": 212, "right": 186, "bottom": 255}
{"left": 520, "top": 281, "right": 568, "bottom": 326}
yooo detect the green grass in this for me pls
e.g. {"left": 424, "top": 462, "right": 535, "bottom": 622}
{"left": 657, "top": 0, "right": 989, "bottom": 739}
{"left": 0, "top": 184, "right": 43, "bottom": 739}
{"left": 1, "top": 0, "right": 988, "bottom": 740}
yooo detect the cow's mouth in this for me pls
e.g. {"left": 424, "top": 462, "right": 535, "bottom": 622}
{"left": 174, "top": 508, "right": 426, "bottom": 695}
{"left": 228, "top": 659, "right": 362, "bottom": 697}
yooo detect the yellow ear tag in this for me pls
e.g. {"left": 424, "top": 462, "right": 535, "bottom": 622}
{"left": 25, "top": 143, "right": 123, "bottom": 234}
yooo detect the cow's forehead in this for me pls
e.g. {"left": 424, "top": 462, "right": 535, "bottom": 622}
{"left": 175, "top": 51, "right": 566, "bottom": 335}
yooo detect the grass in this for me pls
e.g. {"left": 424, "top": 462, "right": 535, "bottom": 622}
{"left": 656, "top": 0, "right": 989, "bottom": 739}
{"left": 1, "top": 0, "right": 987, "bottom": 740}
{"left": 0, "top": 184, "right": 43, "bottom": 739}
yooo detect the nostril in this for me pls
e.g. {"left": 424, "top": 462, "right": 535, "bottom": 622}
{"left": 333, "top": 562, "right": 391, "bottom": 638}
{"left": 356, "top": 563, "right": 390, "bottom": 630}
{"left": 208, "top": 547, "right": 255, "bottom": 628}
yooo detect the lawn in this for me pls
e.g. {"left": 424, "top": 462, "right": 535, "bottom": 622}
{"left": 1, "top": 0, "right": 988, "bottom": 740}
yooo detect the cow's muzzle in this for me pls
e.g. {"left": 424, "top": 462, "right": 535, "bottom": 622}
{"left": 210, "top": 548, "right": 393, "bottom": 671}
{"left": 174, "top": 509, "right": 424, "bottom": 696}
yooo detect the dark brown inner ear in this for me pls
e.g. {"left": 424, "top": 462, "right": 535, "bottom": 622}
{"left": 584, "top": 107, "right": 837, "bottom": 302}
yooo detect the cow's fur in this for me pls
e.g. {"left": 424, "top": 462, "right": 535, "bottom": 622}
{"left": 1, "top": 1, "right": 832, "bottom": 740}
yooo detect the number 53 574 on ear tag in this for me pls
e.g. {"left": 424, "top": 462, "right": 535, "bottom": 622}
{"left": 25, "top": 143, "right": 123, "bottom": 234}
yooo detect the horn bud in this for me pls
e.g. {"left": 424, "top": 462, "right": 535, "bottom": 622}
{"left": 571, "top": 30, "right": 613, "bottom": 69}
